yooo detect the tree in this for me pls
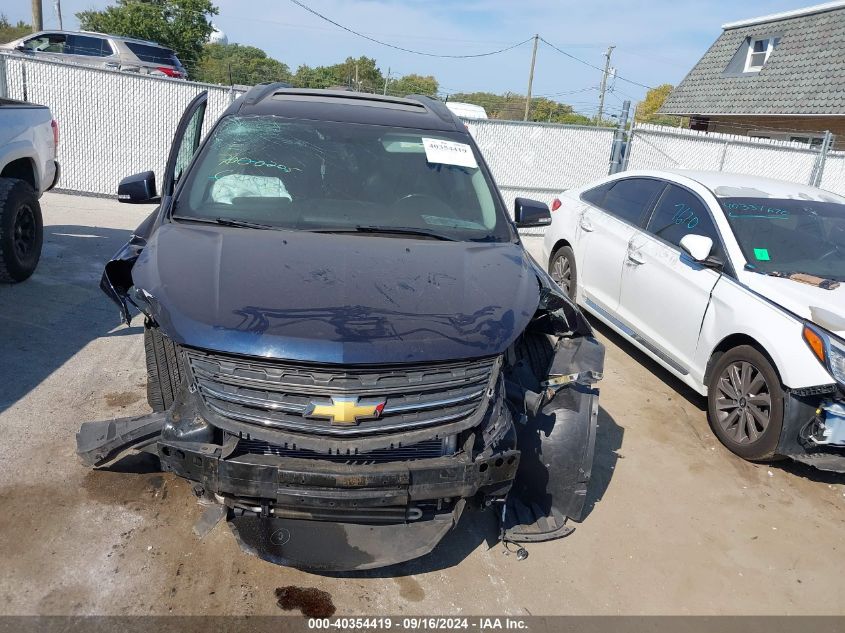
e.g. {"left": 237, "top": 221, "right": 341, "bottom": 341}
{"left": 292, "top": 64, "right": 342, "bottom": 90}
{"left": 194, "top": 43, "right": 291, "bottom": 85}
{"left": 76, "top": 0, "right": 218, "bottom": 73}
{"left": 387, "top": 74, "right": 438, "bottom": 97}
{"left": 447, "top": 91, "right": 599, "bottom": 124}
{"left": 0, "top": 15, "right": 31, "bottom": 44}
{"left": 293, "top": 56, "right": 384, "bottom": 92}
{"left": 635, "top": 84, "right": 687, "bottom": 127}
{"left": 448, "top": 92, "right": 513, "bottom": 119}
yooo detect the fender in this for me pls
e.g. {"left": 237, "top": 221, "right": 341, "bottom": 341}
{"left": 502, "top": 263, "right": 605, "bottom": 542}
{"left": 100, "top": 207, "right": 160, "bottom": 324}
{"left": 695, "top": 276, "right": 835, "bottom": 391}
{"left": 0, "top": 142, "right": 39, "bottom": 187}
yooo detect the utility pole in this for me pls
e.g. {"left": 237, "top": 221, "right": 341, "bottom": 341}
{"left": 383, "top": 67, "right": 390, "bottom": 95}
{"left": 354, "top": 61, "right": 359, "bottom": 91}
{"left": 32, "top": 0, "right": 43, "bottom": 31}
{"left": 596, "top": 44, "right": 615, "bottom": 125}
{"left": 523, "top": 34, "right": 539, "bottom": 122}
{"left": 54, "top": 0, "right": 62, "bottom": 30}
{"left": 609, "top": 99, "right": 631, "bottom": 174}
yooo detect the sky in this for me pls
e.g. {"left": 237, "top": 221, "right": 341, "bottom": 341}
{"left": 4, "top": 0, "right": 809, "bottom": 117}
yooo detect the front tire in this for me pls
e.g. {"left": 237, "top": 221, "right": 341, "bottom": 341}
{"left": 0, "top": 178, "right": 43, "bottom": 283}
{"left": 549, "top": 245, "right": 577, "bottom": 301}
{"left": 144, "top": 325, "right": 184, "bottom": 412}
{"left": 707, "top": 345, "right": 784, "bottom": 461}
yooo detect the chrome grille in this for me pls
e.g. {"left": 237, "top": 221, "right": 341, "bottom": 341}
{"left": 232, "top": 436, "right": 452, "bottom": 464}
{"left": 185, "top": 350, "right": 498, "bottom": 436}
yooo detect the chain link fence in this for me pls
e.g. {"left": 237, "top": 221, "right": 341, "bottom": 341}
{"left": 464, "top": 118, "right": 616, "bottom": 233}
{"left": 3, "top": 52, "right": 843, "bottom": 225}
{"left": 0, "top": 53, "right": 617, "bottom": 220}
{"left": 624, "top": 123, "right": 845, "bottom": 196}
{"left": 1, "top": 53, "right": 239, "bottom": 195}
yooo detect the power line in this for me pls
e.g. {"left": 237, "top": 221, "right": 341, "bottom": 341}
{"left": 224, "top": 15, "right": 521, "bottom": 45}
{"left": 536, "top": 86, "right": 598, "bottom": 98}
{"left": 539, "top": 37, "right": 654, "bottom": 91}
{"left": 288, "top": 0, "right": 534, "bottom": 58}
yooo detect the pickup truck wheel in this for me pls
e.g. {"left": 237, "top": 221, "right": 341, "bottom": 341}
{"left": 144, "top": 325, "right": 184, "bottom": 412}
{"left": 0, "top": 178, "right": 43, "bottom": 283}
{"left": 707, "top": 345, "right": 784, "bottom": 461}
{"left": 549, "top": 245, "right": 576, "bottom": 301}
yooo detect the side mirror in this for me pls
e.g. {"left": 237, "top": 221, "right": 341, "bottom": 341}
{"left": 15, "top": 44, "right": 26, "bottom": 52}
{"left": 117, "top": 171, "right": 159, "bottom": 204}
{"left": 514, "top": 197, "right": 551, "bottom": 228}
{"left": 679, "top": 234, "right": 718, "bottom": 264}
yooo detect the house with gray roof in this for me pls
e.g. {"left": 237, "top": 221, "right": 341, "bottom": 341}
{"left": 661, "top": 1, "right": 845, "bottom": 148}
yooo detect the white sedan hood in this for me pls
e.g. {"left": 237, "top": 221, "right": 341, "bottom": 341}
{"left": 741, "top": 273, "right": 845, "bottom": 337}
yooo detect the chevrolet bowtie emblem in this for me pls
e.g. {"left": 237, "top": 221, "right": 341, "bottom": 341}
{"left": 305, "top": 396, "right": 386, "bottom": 426}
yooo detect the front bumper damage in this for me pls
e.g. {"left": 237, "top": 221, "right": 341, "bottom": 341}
{"left": 778, "top": 387, "right": 845, "bottom": 473}
{"left": 80, "top": 408, "right": 518, "bottom": 571}
{"left": 78, "top": 386, "right": 519, "bottom": 571}
{"left": 77, "top": 332, "right": 604, "bottom": 571}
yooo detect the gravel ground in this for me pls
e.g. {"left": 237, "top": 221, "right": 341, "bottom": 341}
{"left": 0, "top": 192, "right": 844, "bottom": 616}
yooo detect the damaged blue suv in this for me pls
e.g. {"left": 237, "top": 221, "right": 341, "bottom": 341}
{"left": 77, "top": 85, "right": 605, "bottom": 571}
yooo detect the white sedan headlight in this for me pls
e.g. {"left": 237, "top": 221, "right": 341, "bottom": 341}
{"left": 803, "top": 323, "right": 845, "bottom": 385}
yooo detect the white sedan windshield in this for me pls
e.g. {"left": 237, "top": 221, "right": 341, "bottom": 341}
{"left": 720, "top": 197, "right": 845, "bottom": 281}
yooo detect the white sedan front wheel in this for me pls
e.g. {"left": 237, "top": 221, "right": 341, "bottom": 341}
{"left": 707, "top": 345, "right": 785, "bottom": 461}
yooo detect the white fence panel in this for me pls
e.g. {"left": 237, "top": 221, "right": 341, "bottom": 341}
{"left": 625, "top": 123, "right": 828, "bottom": 192}
{"left": 463, "top": 118, "right": 615, "bottom": 233}
{"left": 1, "top": 53, "right": 235, "bottom": 195}
{"left": 819, "top": 152, "right": 845, "bottom": 196}
{"left": 5, "top": 53, "right": 845, "bottom": 210}
{"left": 464, "top": 118, "right": 615, "bottom": 202}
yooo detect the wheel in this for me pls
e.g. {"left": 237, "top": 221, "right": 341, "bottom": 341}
{"left": 144, "top": 324, "right": 184, "bottom": 412}
{"left": 0, "top": 178, "right": 43, "bottom": 283}
{"left": 549, "top": 245, "right": 576, "bottom": 301}
{"left": 707, "top": 345, "right": 784, "bottom": 461}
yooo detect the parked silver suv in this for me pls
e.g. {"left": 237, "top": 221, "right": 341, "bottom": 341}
{"left": 0, "top": 30, "right": 187, "bottom": 79}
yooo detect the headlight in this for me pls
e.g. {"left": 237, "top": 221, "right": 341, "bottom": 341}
{"left": 802, "top": 323, "right": 845, "bottom": 384}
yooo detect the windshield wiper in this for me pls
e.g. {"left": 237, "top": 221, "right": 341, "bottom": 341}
{"left": 312, "top": 226, "right": 457, "bottom": 241}
{"left": 214, "top": 217, "right": 275, "bottom": 230}
{"left": 172, "top": 215, "right": 276, "bottom": 230}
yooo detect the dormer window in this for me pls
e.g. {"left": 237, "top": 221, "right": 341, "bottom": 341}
{"left": 745, "top": 37, "right": 775, "bottom": 72}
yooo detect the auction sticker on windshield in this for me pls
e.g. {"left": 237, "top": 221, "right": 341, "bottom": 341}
{"left": 422, "top": 138, "right": 478, "bottom": 169}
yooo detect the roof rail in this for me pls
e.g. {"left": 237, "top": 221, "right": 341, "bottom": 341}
{"left": 405, "top": 94, "right": 460, "bottom": 128}
{"left": 239, "top": 82, "right": 293, "bottom": 109}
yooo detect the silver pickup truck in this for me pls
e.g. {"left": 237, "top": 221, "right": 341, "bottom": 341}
{"left": 0, "top": 98, "right": 59, "bottom": 282}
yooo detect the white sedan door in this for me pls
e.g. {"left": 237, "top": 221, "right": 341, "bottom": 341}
{"left": 617, "top": 183, "right": 724, "bottom": 378}
{"left": 577, "top": 177, "right": 665, "bottom": 314}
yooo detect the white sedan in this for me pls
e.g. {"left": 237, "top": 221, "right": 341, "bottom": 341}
{"left": 541, "top": 169, "right": 845, "bottom": 470}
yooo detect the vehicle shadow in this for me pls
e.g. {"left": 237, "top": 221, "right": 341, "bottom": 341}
{"left": 777, "top": 457, "right": 845, "bottom": 483}
{"left": 0, "top": 224, "right": 135, "bottom": 416}
{"left": 589, "top": 317, "right": 707, "bottom": 410}
{"left": 581, "top": 405, "right": 623, "bottom": 520}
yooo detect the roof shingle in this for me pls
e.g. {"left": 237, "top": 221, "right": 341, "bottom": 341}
{"left": 661, "top": 4, "right": 845, "bottom": 115}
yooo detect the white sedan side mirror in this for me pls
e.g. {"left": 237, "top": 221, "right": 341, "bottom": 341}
{"left": 679, "top": 234, "right": 713, "bottom": 262}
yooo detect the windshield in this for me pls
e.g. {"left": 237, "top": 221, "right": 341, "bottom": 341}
{"left": 173, "top": 115, "right": 513, "bottom": 242}
{"left": 720, "top": 197, "right": 845, "bottom": 281}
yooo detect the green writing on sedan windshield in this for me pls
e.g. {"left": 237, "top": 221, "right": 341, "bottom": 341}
{"left": 722, "top": 201, "right": 789, "bottom": 219}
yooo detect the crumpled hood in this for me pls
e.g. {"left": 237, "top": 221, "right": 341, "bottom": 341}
{"left": 740, "top": 271, "right": 845, "bottom": 337}
{"left": 131, "top": 223, "right": 540, "bottom": 364}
